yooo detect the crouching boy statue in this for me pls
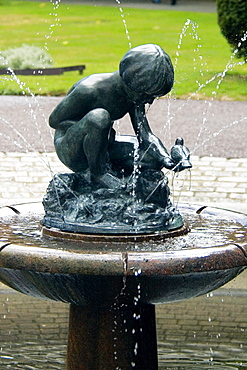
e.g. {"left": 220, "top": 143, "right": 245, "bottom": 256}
{"left": 43, "top": 44, "right": 192, "bottom": 234}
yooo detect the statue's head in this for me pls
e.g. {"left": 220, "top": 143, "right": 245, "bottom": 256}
{"left": 119, "top": 44, "right": 174, "bottom": 98}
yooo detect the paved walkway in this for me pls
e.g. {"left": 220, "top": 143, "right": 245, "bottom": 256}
{"left": 25, "top": 0, "right": 217, "bottom": 13}
{"left": 66, "top": 0, "right": 217, "bottom": 13}
{"left": 1, "top": 152, "right": 247, "bottom": 213}
{"left": 1, "top": 287, "right": 247, "bottom": 368}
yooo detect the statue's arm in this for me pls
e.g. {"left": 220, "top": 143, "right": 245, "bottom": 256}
{"left": 129, "top": 104, "right": 175, "bottom": 169}
{"left": 49, "top": 86, "right": 88, "bottom": 129}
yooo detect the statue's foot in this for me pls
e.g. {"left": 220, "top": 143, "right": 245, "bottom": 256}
{"left": 92, "top": 173, "right": 124, "bottom": 189}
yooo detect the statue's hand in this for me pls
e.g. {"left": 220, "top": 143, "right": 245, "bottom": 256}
{"left": 170, "top": 137, "right": 192, "bottom": 173}
{"left": 161, "top": 156, "right": 176, "bottom": 170}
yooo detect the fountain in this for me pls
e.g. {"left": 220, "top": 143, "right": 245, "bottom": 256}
{"left": 0, "top": 43, "right": 247, "bottom": 370}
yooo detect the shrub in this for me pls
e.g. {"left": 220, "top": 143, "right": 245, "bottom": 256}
{"left": 217, "top": 0, "right": 247, "bottom": 60}
{"left": 0, "top": 44, "right": 53, "bottom": 69}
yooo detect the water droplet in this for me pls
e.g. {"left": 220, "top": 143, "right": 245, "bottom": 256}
{"left": 134, "top": 342, "right": 138, "bottom": 356}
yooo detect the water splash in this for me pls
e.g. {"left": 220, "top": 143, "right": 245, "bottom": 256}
{"left": 173, "top": 19, "right": 204, "bottom": 75}
{"left": 191, "top": 115, "right": 247, "bottom": 156}
{"left": 2, "top": 68, "right": 53, "bottom": 143}
{"left": 115, "top": 0, "right": 132, "bottom": 49}
{"left": 171, "top": 169, "right": 192, "bottom": 209}
{"left": 131, "top": 139, "right": 140, "bottom": 198}
{"left": 44, "top": 0, "right": 62, "bottom": 51}
{"left": 153, "top": 18, "right": 247, "bottom": 171}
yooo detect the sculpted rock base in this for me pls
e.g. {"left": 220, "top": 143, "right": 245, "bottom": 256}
{"left": 42, "top": 169, "right": 183, "bottom": 234}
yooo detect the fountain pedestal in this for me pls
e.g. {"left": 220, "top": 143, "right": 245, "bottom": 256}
{"left": 67, "top": 304, "right": 157, "bottom": 370}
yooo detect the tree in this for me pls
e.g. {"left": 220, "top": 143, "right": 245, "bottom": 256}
{"left": 217, "top": 0, "right": 247, "bottom": 60}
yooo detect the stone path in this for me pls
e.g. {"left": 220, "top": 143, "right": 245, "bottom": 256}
{"left": 1, "top": 152, "right": 247, "bottom": 214}
{"left": 1, "top": 284, "right": 247, "bottom": 368}
{"left": 22, "top": 0, "right": 217, "bottom": 13}
{"left": 65, "top": 0, "right": 217, "bottom": 13}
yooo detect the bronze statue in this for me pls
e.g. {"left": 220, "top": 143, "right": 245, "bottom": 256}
{"left": 43, "top": 44, "right": 192, "bottom": 234}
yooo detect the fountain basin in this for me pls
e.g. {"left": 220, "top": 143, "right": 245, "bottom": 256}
{"left": 0, "top": 244, "right": 246, "bottom": 306}
{"left": 1, "top": 202, "right": 247, "bottom": 369}
{"left": 0, "top": 203, "right": 246, "bottom": 306}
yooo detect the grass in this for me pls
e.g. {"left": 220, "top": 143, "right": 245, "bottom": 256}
{"left": 0, "top": 0, "right": 246, "bottom": 100}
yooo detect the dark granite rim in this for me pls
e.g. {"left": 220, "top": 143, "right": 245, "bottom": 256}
{"left": 0, "top": 203, "right": 246, "bottom": 277}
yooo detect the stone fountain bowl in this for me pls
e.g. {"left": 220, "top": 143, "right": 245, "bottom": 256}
{"left": 0, "top": 203, "right": 246, "bottom": 307}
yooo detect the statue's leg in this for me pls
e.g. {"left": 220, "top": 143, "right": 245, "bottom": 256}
{"left": 54, "top": 109, "right": 122, "bottom": 188}
{"left": 82, "top": 109, "right": 123, "bottom": 188}
{"left": 82, "top": 109, "right": 112, "bottom": 179}
{"left": 54, "top": 109, "right": 111, "bottom": 173}
{"left": 54, "top": 121, "right": 88, "bottom": 173}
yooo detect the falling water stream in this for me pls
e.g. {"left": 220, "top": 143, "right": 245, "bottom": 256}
{"left": 0, "top": 1, "right": 247, "bottom": 369}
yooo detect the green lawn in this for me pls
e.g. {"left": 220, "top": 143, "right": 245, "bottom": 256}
{"left": 0, "top": 0, "right": 246, "bottom": 99}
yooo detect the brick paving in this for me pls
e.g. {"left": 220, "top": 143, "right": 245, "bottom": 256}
{"left": 0, "top": 152, "right": 247, "bottom": 214}
{"left": 1, "top": 285, "right": 247, "bottom": 368}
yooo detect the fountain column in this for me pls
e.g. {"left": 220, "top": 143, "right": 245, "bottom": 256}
{"left": 67, "top": 303, "right": 158, "bottom": 370}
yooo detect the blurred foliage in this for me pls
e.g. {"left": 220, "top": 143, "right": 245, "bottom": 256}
{"left": 217, "top": 0, "right": 247, "bottom": 61}
{"left": 0, "top": 44, "right": 53, "bottom": 69}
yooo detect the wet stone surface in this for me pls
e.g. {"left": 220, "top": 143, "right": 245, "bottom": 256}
{"left": 0, "top": 203, "right": 246, "bottom": 307}
{"left": 0, "top": 203, "right": 246, "bottom": 253}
